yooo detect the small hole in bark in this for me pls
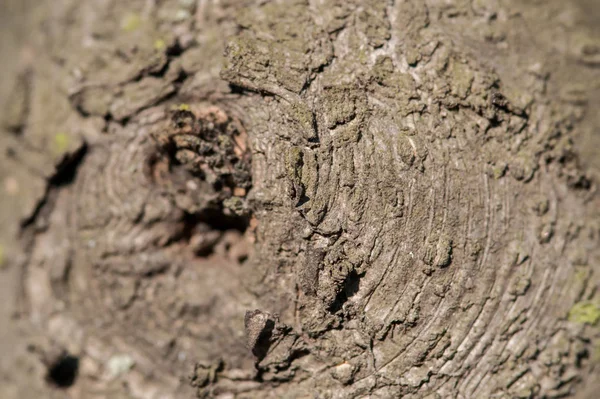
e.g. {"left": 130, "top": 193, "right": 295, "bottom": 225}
{"left": 196, "top": 207, "right": 249, "bottom": 233}
{"left": 46, "top": 354, "right": 79, "bottom": 388}
{"left": 328, "top": 270, "right": 361, "bottom": 314}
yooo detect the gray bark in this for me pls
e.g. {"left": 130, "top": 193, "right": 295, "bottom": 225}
{"left": 1, "top": 0, "right": 599, "bottom": 398}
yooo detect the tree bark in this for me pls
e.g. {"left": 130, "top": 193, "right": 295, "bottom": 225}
{"left": 1, "top": 0, "right": 599, "bottom": 398}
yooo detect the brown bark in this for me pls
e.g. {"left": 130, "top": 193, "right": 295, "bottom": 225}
{"left": 1, "top": 0, "right": 599, "bottom": 398}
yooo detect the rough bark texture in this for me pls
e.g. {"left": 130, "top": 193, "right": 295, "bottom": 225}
{"left": 1, "top": 0, "right": 599, "bottom": 398}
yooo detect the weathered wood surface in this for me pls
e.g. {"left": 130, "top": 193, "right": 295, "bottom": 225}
{"left": 1, "top": 1, "right": 599, "bottom": 398}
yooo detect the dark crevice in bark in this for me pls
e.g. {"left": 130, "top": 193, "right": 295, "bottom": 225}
{"left": 226, "top": 82, "right": 279, "bottom": 99}
{"left": 250, "top": 318, "right": 275, "bottom": 360}
{"left": 166, "top": 41, "right": 185, "bottom": 57}
{"left": 195, "top": 207, "right": 249, "bottom": 233}
{"left": 49, "top": 143, "right": 88, "bottom": 186}
{"left": 328, "top": 269, "right": 362, "bottom": 314}
{"left": 20, "top": 143, "right": 88, "bottom": 230}
{"left": 227, "top": 83, "right": 248, "bottom": 95}
{"left": 148, "top": 61, "right": 171, "bottom": 78}
{"left": 177, "top": 206, "right": 250, "bottom": 258}
{"left": 172, "top": 69, "right": 189, "bottom": 84}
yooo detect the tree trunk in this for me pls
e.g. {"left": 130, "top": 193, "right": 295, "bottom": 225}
{"left": 1, "top": 0, "right": 599, "bottom": 398}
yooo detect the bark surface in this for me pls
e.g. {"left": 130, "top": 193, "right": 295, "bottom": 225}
{"left": 1, "top": 0, "right": 599, "bottom": 398}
